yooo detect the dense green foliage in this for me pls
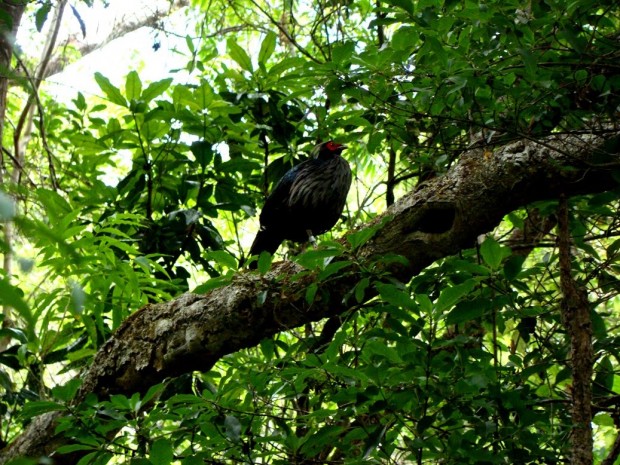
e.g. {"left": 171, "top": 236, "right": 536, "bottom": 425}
{"left": 0, "top": 0, "right": 619, "bottom": 463}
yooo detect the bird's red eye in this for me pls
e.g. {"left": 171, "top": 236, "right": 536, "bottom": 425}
{"left": 326, "top": 141, "right": 339, "bottom": 151}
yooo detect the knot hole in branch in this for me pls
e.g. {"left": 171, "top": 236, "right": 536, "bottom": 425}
{"left": 414, "top": 202, "right": 456, "bottom": 234}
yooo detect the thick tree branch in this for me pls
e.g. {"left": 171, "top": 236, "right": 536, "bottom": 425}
{"left": 1, "top": 129, "right": 619, "bottom": 462}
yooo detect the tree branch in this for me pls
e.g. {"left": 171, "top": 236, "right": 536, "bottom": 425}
{"left": 1, "top": 129, "right": 619, "bottom": 463}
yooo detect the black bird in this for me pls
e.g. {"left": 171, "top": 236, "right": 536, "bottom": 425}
{"left": 248, "top": 141, "right": 352, "bottom": 263}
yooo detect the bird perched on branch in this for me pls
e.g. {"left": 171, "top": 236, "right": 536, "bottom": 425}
{"left": 247, "top": 140, "right": 351, "bottom": 265}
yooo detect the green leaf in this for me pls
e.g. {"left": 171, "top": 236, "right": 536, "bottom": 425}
{"left": 383, "top": 0, "right": 414, "bottom": 15}
{"left": 594, "top": 356, "right": 614, "bottom": 392}
{"left": 376, "top": 283, "right": 416, "bottom": 311}
{"left": 365, "top": 340, "right": 402, "bottom": 363}
{"left": 331, "top": 41, "right": 355, "bottom": 65}
{"left": 0, "top": 327, "right": 27, "bottom": 343}
{"left": 574, "top": 69, "right": 588, "bottom": 83}
{"left": 306, "top": 283, "right": 318, "bottom": 305}
{"left": 593, "top": 413, "right": 614, "bottom": 427}
{"left": 110, "top": 393, "right": 131, "bottom": 411}
{"left": 20, "top": 401, "right": 64, "bottom": 419}
{"left": 391, "top": 26, "right": 419, "bottom": 51}
{"left": 259, "top": 338, "right": 275, "bottom": 359}
{"left": 416, "top": 294, "right": 432, "bottom": 313}
{"left": 519, "top": 48, "right": 537, "bottom": 78}
{"left": 446, "top": 299, "right": 490, "bottom": 325}
{"left": 435, "top": 280, "right": 475, "bottom": 312}
{"left": 354, "top": 277, "right": 370, "bottom": 303}
{"left": 503, "top": 255, "right": 525, "bottom": 281}
{"left": 205, "top": 250, "right": 238, "bottom": 269}
{"left": 347, "top": 229, "right": 372, "bottom": 249}
{"left": 73, "top": 92, "right": 87, "bottom": 111}
{"left": 347, "top": 223, "right": 383, "bottom": 250}
{"left": 69, "top": 5, "right": 86, "bottom": 38}
{"left": 363, "top": 423, "right": 389, "bottom": 459}
{"left": 318, "top": 260, "right": 352, "bottom": 280}
{"left": 300, "top": 426, "right": 343, "bottom": 455}
{"left": 0, "top": 12, "right": 13, "bottom": 34}
{"left": 142, "top": 383, "right": 165, "bottom": 405}
{"left": 257, "top": 251, "right": 273, "bottom": 273}
{"left": 0, "top": 279, "right": 32, "bottom": 327}
{"left": 77, "top": 452, "right": 113, "bottom": 465}
{"left": 185, "top": 34, "right": 195, "bottom": 54}
{"left": 129, "top": 99, "right": 147, "bottom": 113}
{"left": 193, "top": 273, "right": 234, "bottom": 293}
{"left": 125, "top": 70, "right": 142, "bottom": 101}
{"left": 258, "top": 31, "right": 277, "bottom": 67}
{"left": 142, "top": 78, "right": 173, "bottom": 102}
{"left": 167, "top": 394, "right": 209, "bottom": 406}
{"left": 35, "top": 2, "right": 52, "bottom": 32}
{"left": 56, "top": 444, "right": 97, "bottom": 454}
{"left": 52, "top": 378, "right": 82, "bottom": 402}
{"left": 296, "top": 247, "right": 343, "bottom": 269}
{"left": 227, "top": 38, "right": 253, "bottom": 73}
{"left": 191, "top": 140, "right": 214, "bottom": 169}
{"left": 94, "top": 72, "right": 127, "bottom": 107}
{"left": 150, "top": 438, "right": 174, "bottom": 465}
{"left": 480, "top": 237, "right": 510, "bottom": 270}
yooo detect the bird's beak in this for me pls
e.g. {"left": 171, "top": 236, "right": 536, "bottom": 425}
{"left": 339, "top": 144, "right": 348, "bottom": 150}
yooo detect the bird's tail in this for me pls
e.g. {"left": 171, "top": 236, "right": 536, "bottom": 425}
{"left": 245, "top": 229, "right": 283, "bottom": 268}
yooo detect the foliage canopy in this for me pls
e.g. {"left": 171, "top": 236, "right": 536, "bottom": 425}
{"left": 0, "top": 0, "right": 619, "bottom": 463}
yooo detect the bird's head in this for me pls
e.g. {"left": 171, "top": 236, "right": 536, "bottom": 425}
{"left": 311, "top": 140, "right": 347, "bottom": 160}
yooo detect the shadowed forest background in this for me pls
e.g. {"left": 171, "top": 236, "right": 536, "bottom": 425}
{"left": 0, "top": 0, "right": 619, "bottom": 463}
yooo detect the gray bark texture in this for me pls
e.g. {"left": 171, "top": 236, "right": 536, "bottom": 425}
{"left": 558, "top": 194, "right": 594, "bottom": 465}
{"left": 1, "top": 128, "right": 619, "bottom": 462}
{"left": 0, "top": 1, "right": 26, "bottom": 166}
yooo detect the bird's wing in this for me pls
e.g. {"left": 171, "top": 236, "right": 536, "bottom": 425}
{"left": 259, "top": 161, "right": 308, "bottom": 227}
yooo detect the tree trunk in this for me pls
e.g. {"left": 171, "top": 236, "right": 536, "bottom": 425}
{"left": 558, "top": 194, "right": 594, "bottom": 465}
{"left": 0, "top": 1, "right": 26, "bottom": 325}
{"left": 0, "top": 1, "right": 25, "bottom": 160}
